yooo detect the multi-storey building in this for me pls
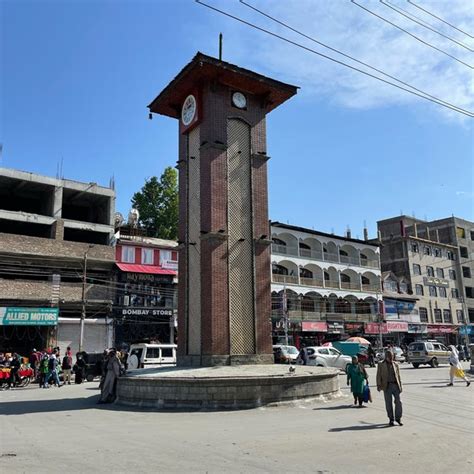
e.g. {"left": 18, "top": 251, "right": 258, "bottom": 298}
{"left": 0, "top": 167, "right": 116, "bottom": 355}
{"left": 113, "top": 228, "right": 178, "bottom": 347}
{"left": 378, "top": 216, "right": 466, "bottom": 345}
{"left": 270, "top": 222, "right": 382, "bottom": 346}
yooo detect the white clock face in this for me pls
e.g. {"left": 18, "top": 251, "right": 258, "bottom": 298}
{"left": 181, "top": 95, "right": 196, "bottom": 126}
{"left": 232, "top": 92, "right": 247, "bottom": 109}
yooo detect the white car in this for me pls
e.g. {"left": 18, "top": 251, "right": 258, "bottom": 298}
{"left": 305, "top": 346, "right": 352, "bottom": 371}
{"left": 127, "top": 343, "right": 177, "bottom": 370}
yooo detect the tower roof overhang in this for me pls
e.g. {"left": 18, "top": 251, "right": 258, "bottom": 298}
{"left": 148, "top": 52, "right": 298, "bottom": 117}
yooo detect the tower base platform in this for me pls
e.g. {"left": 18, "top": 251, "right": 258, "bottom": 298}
{"left": 116, "top": 365, "right": 341, "bottom": 410}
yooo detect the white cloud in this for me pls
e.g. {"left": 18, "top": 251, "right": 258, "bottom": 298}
{"left": 205, "top": 0, "right": 474, "bottom": 122}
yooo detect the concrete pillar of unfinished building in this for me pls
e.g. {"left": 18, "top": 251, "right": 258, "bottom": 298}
{"left": 51, "top": 185, "right": 64, "bottom": 240}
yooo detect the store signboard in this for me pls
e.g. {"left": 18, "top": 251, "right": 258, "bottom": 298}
{"left": 0, "top": 307, "right": 59, "bottom": 326}
{"left": 326, "top": 322, "right": 344, "bottom": 334}
{"left": 459, "top": 326, "right": 474, "bottom": 335}
{"left": 301, "top": 321, "right": 328, "bottom": 332}
{"left": 384, "top": 298, "right": 416, "bottom": 316}
{"left": 386, "top": 321, "right": 408, "bottom": 332}
{"left": 408, "top": 324, "right": 427, "bottom": 334}
{"left": 365, "top": 322, "right": 388, "bottom": 334}
{"left": 423, "top": 277, "right": 449, "bottom": 288}
{"left": 427, "top": 325, "right": 456, "bottom": 334}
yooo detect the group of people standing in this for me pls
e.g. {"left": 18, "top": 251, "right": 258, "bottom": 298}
{"left": 346, "top": 344, "right": 470, "bottom": 427}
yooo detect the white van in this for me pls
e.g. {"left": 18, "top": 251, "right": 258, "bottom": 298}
{"left": 127, "top": 343, "right": 177, "bottom": 370}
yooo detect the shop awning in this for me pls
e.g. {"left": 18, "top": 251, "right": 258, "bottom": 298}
{"left": 116, "top": 263, "right": 177, "bottom": 275}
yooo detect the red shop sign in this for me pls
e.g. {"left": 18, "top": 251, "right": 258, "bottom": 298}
{"left": 365, "top": 322, "right": 388, "bottom": 334}
{"left": 427, "top": 325, "right": 455, "bottom": 334}
{"left": 386, "top": 321, "right": 409, "bottom": 332}
{"left": 302, "top": 321, "right": 328, "bottom": 332}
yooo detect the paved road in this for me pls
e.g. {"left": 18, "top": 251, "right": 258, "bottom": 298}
{"left": 1, "top": 363, "right": 473, "bottom": 474}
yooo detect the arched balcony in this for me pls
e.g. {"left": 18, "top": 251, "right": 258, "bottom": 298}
{"left": 300, "top": 264, "right": 324, "bottom": 288}
{"left": 339, "top": 244, "right": 360, "bottom": 266}
{"left": 271, "top": 233, "right": 299, "bottom": 256}
{"left": 323, "top": 241, "right": 339, "bottom": 263}
{"left": 324, "top": 266, "right": 339, "bottom": 289}
{"left": 271, "top": 260, "right": 299, "bottom": 285}
{"left": 360, "top": 248, "right": 379, "bottom": 269}
{"left": 340, "top": 269, "right": 361, "bottom": 291}
{"left": 361, "top": 271, "right": 380, "bottom": 292}
{"left": 299, "top": 237, "right": 323, "bottom": 260}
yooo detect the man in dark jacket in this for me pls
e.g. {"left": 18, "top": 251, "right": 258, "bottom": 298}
{"left": 7, "top": 353, "right": 21, "bottom": 389}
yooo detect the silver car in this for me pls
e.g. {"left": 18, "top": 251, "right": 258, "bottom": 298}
{"left": 305, "top": 346, "right": 352, "bottom": 371}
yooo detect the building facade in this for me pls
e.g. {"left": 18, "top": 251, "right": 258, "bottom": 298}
{"left": 113, "top": 230, "right": 178, "bottom": 347}
{"left": 270, "top": 222, "right": 382, "bottom": 346}
{"left": 378, "top": 216, "right": 468, "bottom": 344}
{"left": 0, "top": 167, "right": 116, "bottom": 355}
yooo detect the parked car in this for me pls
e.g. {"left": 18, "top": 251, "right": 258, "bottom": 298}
{"left": 407, "top": 341, "right": 450, "bottom": 368}
{"left": 272, "top": 345, "right": 299, "bottom": 364}
{"left": 376, "top": 347, "right": 406, "bottom": 363}
{"left": 77, "top": 351, "right": 104, "bottom": 382}
{"left": 127, "top": 343, "right": 177, "bottom": 370}
{"left": 305, "top": 346, "right": 352, "bottom": 371}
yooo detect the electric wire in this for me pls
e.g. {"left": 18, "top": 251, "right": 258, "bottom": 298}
{"left": 408, "top": 0, "right": 474, "bottom": 39}
{"left": 195, "top": 0, "right": 473, "bottom": 117}
{"left": 351, "top": 0, "right": 473, "bottom": 69}
{"left": 380, "top": 0, "right": 473, "bottom": 51}
{"left": 239, "top": 0, "right": 474, "bottom": 117}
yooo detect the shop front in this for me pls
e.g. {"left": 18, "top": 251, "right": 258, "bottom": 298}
{"left": 0, "top": 307, "right": 58, "bottom": 356}
{"left": 298, "top": 321, "right": 327, "bottom": 348}
{"left": 385, "top": 321, "right": 409, "bottom": 346}
{"left": 345, "top": 322, "right": 365, "bottom": 337}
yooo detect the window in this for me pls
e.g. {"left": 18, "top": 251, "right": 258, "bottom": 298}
{"left": 161, "top": 348, "right": 173, "bottom": 358}
{"left": 449, "top": 269, "right": 456, "bottom": 280}
{"left": 121, "top": 246, "right": 135, "bottom": 263}
{"left": 399, "top": 282, "right": 408, "bottom": 293}
{"left": 469, "top": 308, "right": 474, "bottom": 323}
{"left": 423, "top": 246, "right": 431, "bottom": 256}
{"left": 466, "top": 287, "right": 474, "bottom": 298}
{"left": 439, "top": 287, "right": 447, "bottom": 298}
{"left": 447, "top": 250, "right": 456, "bottom": 261}
{"left": 427, "top": 266, "right": 434, "bottom": 277}
{"left": 434, "top": 248, "right": 441, "bottom": 257}
{"left": 413, "top": 264, "right": 421, "bottom": 275}
{"left": 443, "top": 309, "right": 452, "bottom": 323}
{"left": 451, "top": 288, "right": 459, "bottom": 298}
{"left": 428, "top": 286, "right": 437, "bottom": 297}
{"left": 419, "top": 307, "right": 428, "bottom": 323}
{"left": 317, "top": 348, "right": 329, "bottom": 355}
{"left": 272, "top": 264, "right": 288, "bottom": 275}
{"left": 471, "top": 230, "right": 474, "bottom": 241}
{"left": 456, "top": 310, "right": 464, "bottom": 323}
{"left": 460, "top": 246, "right": 468, "bottom": 258}
{"left": 436, "top": 268, "right": 444, "bottom": 278}
{"left": 415, "top": 284, "right": 424, "bottom": 296}
{"left": 160, "top": 250, "right": 172, "bottom": 265}
{"left": 142, "top": 248, "right": 154, "bottom": 265}
{"left": 384, "top": 280, "right": 398, "bottom": 292}
{"left": 462, "top": 266, "right": 471, "bottom": 278}
{"left": 434, "top": 309, "right": 442, "bottom": 323}
{"left": 411, "top": 243, "right": 419, "bottom": 253}
{"left": 456, "top": 227, "right": 466, "bottom": 239}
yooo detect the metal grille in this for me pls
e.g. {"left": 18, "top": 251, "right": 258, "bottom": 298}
{"left": 227, "top": 119, "right": 255, "bottom": 355}
{"left": 187, "top": 127, "right": 201, "bottom": 355}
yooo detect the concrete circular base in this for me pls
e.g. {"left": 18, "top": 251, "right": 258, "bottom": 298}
{"left": 116, "top": 365, "right": 340, "bottom": 410}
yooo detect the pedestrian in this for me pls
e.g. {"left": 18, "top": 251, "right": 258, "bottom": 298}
{"left": 447, "top": 345, "right": 471, "bottom": 387}
{"left": 376, "top": 350, "right": 403, "bottom": 426}
{"left": 367, "top": 345, "right": 375, "bottom": 367}
{"left": 44, "top": 351, "right": 61, "bottom": 388}
{"left": 73, "top": 354, "right": 86, "bottom": 384}
{"left": 457, "top": 344, "right": 465, "bottom": 362}
{"left": 298, "top": 346, "right": 308, "bottom": 366}
{"left": 7, "top": 353, "right": 21, "bottom": 389}
{"left": 29, "top": 349, "right": 39, "bottom": 380}
{"left": 61, "top": 352, "right": 73, "bottom": 385}
{"left": 98, "top": 350, "right": 121, "bottom": 404}
{"left": 463, "top": 344, "right": 471, "bottom": 361}
{"left": 346, "top": 355, "right": 368, "bottom": 407}
{"left": 39, "top": 353, "right": 49, "bottom": 388}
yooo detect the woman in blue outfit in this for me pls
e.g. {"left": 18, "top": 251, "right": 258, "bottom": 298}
{"left": 346, "top": 355, "right": 368, "bottom": 407}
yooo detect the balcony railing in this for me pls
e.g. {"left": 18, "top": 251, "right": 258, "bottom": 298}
{"left": 300, "top": 277, "right": 324, "bottom": 287}
{"left": 324, "top": 279, "right": 340, "bottom": 289}
{"left": 274, "top": 310, "right": 377, "bottom": 323}
{"left": 362, "top": 284, "right": 381, "bottom": 292}
{"left": 272, "top": 274, "right": 299, "bottom": 285}
{"left": 341, "top": 281, "right": 361, "bottom": 290}
{"left": 271, "top": 243, "right": 379, "bottom": 269}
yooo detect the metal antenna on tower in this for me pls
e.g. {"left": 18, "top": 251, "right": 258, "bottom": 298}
{"left": 219, "top": 33, "right": 223, "bottom": 60}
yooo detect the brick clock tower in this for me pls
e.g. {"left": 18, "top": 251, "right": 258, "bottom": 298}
{"left": 149, "top": 53, "right": 297, "bottom": 366}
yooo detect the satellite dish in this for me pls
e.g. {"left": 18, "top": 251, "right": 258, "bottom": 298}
{"left": 114, "top": 212, "right": 124, "bottom": 228}
{"left": 128, "top": 208, "right": 140, "bottom": 227}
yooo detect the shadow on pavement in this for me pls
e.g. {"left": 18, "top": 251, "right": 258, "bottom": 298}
{"left": 313, "top": 405, "right": 355, "bottom": 411}
{"left": 329, "top": 423, "right": 390, "bottom": 432}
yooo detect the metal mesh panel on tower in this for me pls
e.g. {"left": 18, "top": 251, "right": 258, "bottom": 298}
{"left": 227, "top": 119, "right": 255, "bottom": 355}
{"left": 187, "top": 127, "right": 201, "bottom": 355}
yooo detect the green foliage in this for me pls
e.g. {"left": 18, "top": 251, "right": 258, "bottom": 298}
{"left": 131, "top": 167, "right": 178, "bottom": 240}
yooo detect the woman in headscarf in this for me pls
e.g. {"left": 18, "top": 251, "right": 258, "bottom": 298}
{"left": 346, "top": 355, "right": 368, "bottom": 407}
{"left": 99, "top": 350, "right": 121, "bottom": 404}
{"left": 447, "top": 345, "right": 471, "bottom": 387}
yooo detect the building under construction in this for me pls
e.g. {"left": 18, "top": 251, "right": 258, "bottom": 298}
{"left": 0, "top": 167, "right": 116, "bottom": 355}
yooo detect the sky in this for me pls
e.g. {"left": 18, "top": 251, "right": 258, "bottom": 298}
{"left": 1, "top": 0, "right": 473, "bottom": 239}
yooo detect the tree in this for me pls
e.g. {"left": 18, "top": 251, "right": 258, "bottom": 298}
{"left": 131, "top": 167, "right": 178, "bottom": 240}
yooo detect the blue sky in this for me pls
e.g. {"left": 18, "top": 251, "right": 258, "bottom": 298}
{"left": 2, "top": 0, "right": 473, "bottom": 238}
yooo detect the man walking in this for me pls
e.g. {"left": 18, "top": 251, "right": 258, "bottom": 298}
{"left": 44, "top": 351, "right": 61, "bottom": 388}
{"left": 376, "top": 349, "right": 403, "bottom": 426}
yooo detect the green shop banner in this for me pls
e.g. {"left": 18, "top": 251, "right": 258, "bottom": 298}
{"left": 0, "top": 307, "right": 59, "bottom": 326}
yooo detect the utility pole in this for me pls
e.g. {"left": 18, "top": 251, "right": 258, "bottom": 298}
{"left": 79, "top": 245, "right": 93, "bottom": 352}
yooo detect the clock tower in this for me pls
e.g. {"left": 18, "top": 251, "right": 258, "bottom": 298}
{"left": 149, "top": 53, "right": 297, "bottom": 366}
